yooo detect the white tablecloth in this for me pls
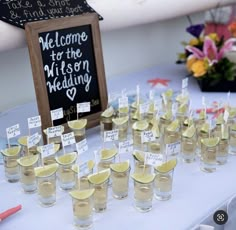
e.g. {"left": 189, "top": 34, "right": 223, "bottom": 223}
{"left": 1, "top": 64, "right": 236, "bottom": 230}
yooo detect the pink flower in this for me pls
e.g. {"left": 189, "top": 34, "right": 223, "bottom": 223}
{"left": 186, "top": 37, "right": 236, "bottom": 65}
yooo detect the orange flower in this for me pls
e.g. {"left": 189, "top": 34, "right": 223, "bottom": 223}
{"left": 228, "top": 21, "right": 236, "bottom": 37}
{"left": 190, "top": 59, "right": 208, "bottom": 77}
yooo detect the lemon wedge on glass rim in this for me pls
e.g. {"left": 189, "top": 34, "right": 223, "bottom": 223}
{"left": 132, "top": 120, "right": 149, "bottom": 131}
{"left": 69, "top": 188, "right": 95, "bottom": 200}
{"left": 88, "top": 169, "right": 111, "bottom": 184}
{"left": 55, "top": 152, "right": 77, "bottom": 165}
{"left": 131, "top": 173, "right": 155, "bottom": 184}
{"left": 182, "top": 124, "right": 196, "bottom": 138}
{"left": 1, "top": 146, "right": 21, "bottom": 157}
{"left": 18, "top": 135, "right": 41, "bottom": 146}
{"left": 17, "top": 154, "right": 39, "bottom": 167}
{"left": 201, "top": 137, "right": 220, "bottom": 147}
{"left": 37, "top": 143, "right": 60, "bottom": 155}
{"left": 110, "top": 160, "right": 130, "bottom": 172}
{"left": 101, "top": 106, "right": 114, "bottom": 118}
{"left": 68, "top": 119, "right": 87, "bottom": 130}
{"left": 132, "top": 151, "right": 145, "bottom": 162}
{"left": 34, "top": 163, "right": 59, "bottom": 177}
{"left": 112, "top": 116, "right": 129, "bottom": 125}
{"left": 100, "top": 148, "right": 118, "bottom": 160}
{"left": 155, "top": 158, "right": 177, "bottom": 173}
{"left": 166, "top": 119, "right": 179, "bottom": 132}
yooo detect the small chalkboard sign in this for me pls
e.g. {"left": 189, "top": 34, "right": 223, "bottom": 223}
{"left": 25, "top": 13, "right": 107, "bottom": 140}
{"left": 0, "top": 0, "right": 103, "bottom": 29}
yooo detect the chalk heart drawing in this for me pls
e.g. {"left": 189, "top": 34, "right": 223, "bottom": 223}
{"left": 66, "top": 87, "right": 77, "bottom": 101}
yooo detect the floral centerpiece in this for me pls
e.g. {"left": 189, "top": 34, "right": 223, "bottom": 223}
{"left": 177, "top": 22, "right": 236, "bottom": 92}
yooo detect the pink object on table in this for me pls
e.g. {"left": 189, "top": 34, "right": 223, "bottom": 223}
{"left": 0, "top": 205, "right": 22, "bottom": 222}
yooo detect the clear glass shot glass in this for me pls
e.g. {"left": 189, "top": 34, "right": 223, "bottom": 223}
{"left": 112, "top": 116, "right": 129, "bottom": 142}
{"left": 17, "top": 155, "right": 39, "bottom": 193}
{"left": 35, "top": 163, "right": 58, "bottom": 207}
{"left": 56, "top": 153, "right": 77, "bottom": 191}
{"left": 1, "top": 146, "right": 21, "bottom": 183}
{"left": 200, "top": 138, "right": 219, "bottom": 173}
{"left": 69, "top": 189, "right": 95, "bottom": 229}
{"left": 181, "top": 127, "right": 197, "bottom": 163}
{"left": 132, "top": 174, "right": 155, "bottom": 212}
{"left": 89, "top": 179, "right": 109, "bottom": 212}
{"left": 18, "top": 135, "right": 41, "bottom": 156}
{"left": 100, "top": 107, "right": 114, "bottom": 136}
{"left": 67, "top": 119, "right": 87, "bottom": 143}
{"left": 154, "top": 169, "right": 174, "bottom": 200}
{"left": 111, "top": 167, "right": 130, "bottom": 199}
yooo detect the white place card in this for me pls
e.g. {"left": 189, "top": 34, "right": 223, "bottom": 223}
{"left": 27, "top": 115, "right": 41, "bottom": 129}
{"left": 145, "top": 152, "right": 163, "bottom": 166}
{"left": 61, "top": 132, "right": 76, "bottom": 147}
{"left": 77, "top": 102, "right": 91, "bottom": 113}
{"left": 76, "top": 139, "right": 88, "bottom": 155}
{"left": 47, "top": 125, "right": 62, "bottom": 138}
{"left": 141, "top": 130, "right": 155, "bottom": 143}
{"left": 182, "top": 77, "right": 188, "bottom": 89}
{"left": 50, "top": 108, "right": 63, "bottom": 121}
{"left": 166, "top": 141, "right": 181, "bottom": 156}
{"left": 139, "top": 102, "right": 150, "bottom": 114}
{"left": 94, "top": 150, "right": 101, "bottom": 165}
{"left": 119, "top": 139, "right": 133, "bottom": 154}
{"left": 78, "top": 161, "right": 90, "bottom": 175}
{"left": 27, "top": 132, "right": 41, "bottom": 148}
{"left": 118, "top": 96, "right": 129, "bottom": 109}
{"left": 149, "top": 90, "right": 154, "bottom": 100}
{"left": 40, "top": 143, "right": 55, "bottom": 158}
{"left": 6, "top": 124, "right": 21, "bottom": 139}
{"left": 104, "top": 129, "right": 119, "bottom": 142}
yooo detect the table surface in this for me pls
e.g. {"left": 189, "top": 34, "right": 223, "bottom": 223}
{"left": 1, "top": 64, "right": 236, "bottom": 230}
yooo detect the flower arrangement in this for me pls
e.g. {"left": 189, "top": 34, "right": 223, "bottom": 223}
{"left": 178, "top": 23, "right": 236, "bottom": 83}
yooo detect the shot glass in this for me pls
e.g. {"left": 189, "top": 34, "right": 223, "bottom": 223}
{"left": 69, "top": 189, "right": 95, "bottom": 229}
{"left": 17, "top": 154, "right": 39, "bottom": 193}
{"left": 132, "top": 173, "right": 155, "bottom": 212}
{"left": 200, "top": 137, "right": 219, "bottom": 173}
{"left": 100, "top": 107, "right": 114, "bottom": 136}
{"left": 112, "top": 116, "right": 129, "bottom": 141}
{"left": 18, "top": 135, "right": 41, "bottom": 156}
{"left": 35, "top": 163, "right": 58, "bottom": 207}
{"left": 43, "top": 125, "right": 64, "bottom": 146}
{"left": 56, "top": 152, "right": 78, "bottom": 190}
{"left": 1, "top": 146, "right": 21, "bottom": 183}
{"left": 133, "top": 151, "right": 152, "bottom": 174}
{"left": 88, "top": 169, "right": 110, "bottom": 212}
{"left": 110, "top": 161, "right": 130, "bottom": 199}
{"left": 132, "top": 120, "right": 149, "bottom": 150}
{"left": 181, "top": 125, "right": 197, "bottom": 163}
{"left": 67, "top": 119, "right": 87, "bottom": 143}
{"left": 154, "top": 169, "right": 174, "bottom": 200}
{"left": 229, "top": 124, "right": 236, "bottom": 155}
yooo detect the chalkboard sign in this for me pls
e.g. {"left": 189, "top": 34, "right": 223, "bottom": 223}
{"left": 25, "top": 13, "right": 107, "bottom": 138}
{"left": 0, "top": 0, "right": 103, "bottom": 29}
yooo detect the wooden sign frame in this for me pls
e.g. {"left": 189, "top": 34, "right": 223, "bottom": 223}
{"left": 25, "top": 13, "right": 107, "bottom": 140}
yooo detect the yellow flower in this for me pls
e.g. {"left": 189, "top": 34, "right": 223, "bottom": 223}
{"left": 186, "top": 57, "right": 197, "bottom": 72}
{"left": 207, "top": 33, "right": 220, "bottom": 43}
{"left": 191, "top": 59, "right": 208, "bottom": 77}
{"left": 189, "top": 38, "right": 200, "bottom": 46}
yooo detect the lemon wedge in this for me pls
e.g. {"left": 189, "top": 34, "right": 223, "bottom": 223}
{"left": 155, "top": 158, "right": 177, "bottom": 173}
{"left": 177, "top": 103, "right": 188, "bottom": 114}
{"left": 69, "top": 188, "right": 95, "bottom": 200}
{"left": 161, "top": 110, "right": 172, "bottom": 120}
{"left": 101, "top": 106, "right": 114, "bottom": 118}
{"left": 216, "top": 114, "right": 224, "bottom": 125}
{"left": 132, "top": 120, "right": 149, "bottom": 131}
{"left": 199, "top": 110, "right": 206, "bottom": 120}
{"left": 18, "top": 135, "right": 41, "bottom": 146}
{"left": 131, "top": 173, "right": 155, "bottom": 184}
{"left": 34, "top": 163, "right": 59, "bottom": 177}
{"left": 68, "top": 119, "right": 87, "bottom": 130}
{"left": 17, "top": 154, "right": 39, "bottom": 167}
{"left": 88, "top": 169, "right": 110, "bottom": 184}
{"left": 118, "top": 107, "right": 129, "bottom": 114}
{"left": 166, "top": 120, "right": 179, "bottom": 132}
{"left": 182, "top": 125, "right": 196, "bottom": 138}
{"left": 37, "top": 143, "right": 60, "bottom": 154}
{"left": 201, "top": 137, "right": 220, "bottom": 147}
{"left": 132, "top": 151, "right": 145, "bottom": 162}
{"left": 100, "top": 148, "right": 118, "bottom": 160}
{"left": 110, "top": 160, "right": 130, "bottom": 172}
{"left": 1, "top": 146, "right": 21, "bottom": 157}
{"left": 163, "top": 89, "right": 173, "bottom": 98}
{"left": 132, "top": 109, "right": 141, "bottom": 121}
{"left": 200, "top": 123, "right": 209, "bottom": 133}
{"left": 112, "top": 116, "right": 129, "bottom": 125}
{"left": 55, "top": 152, "right": 77, "bottom": 165}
